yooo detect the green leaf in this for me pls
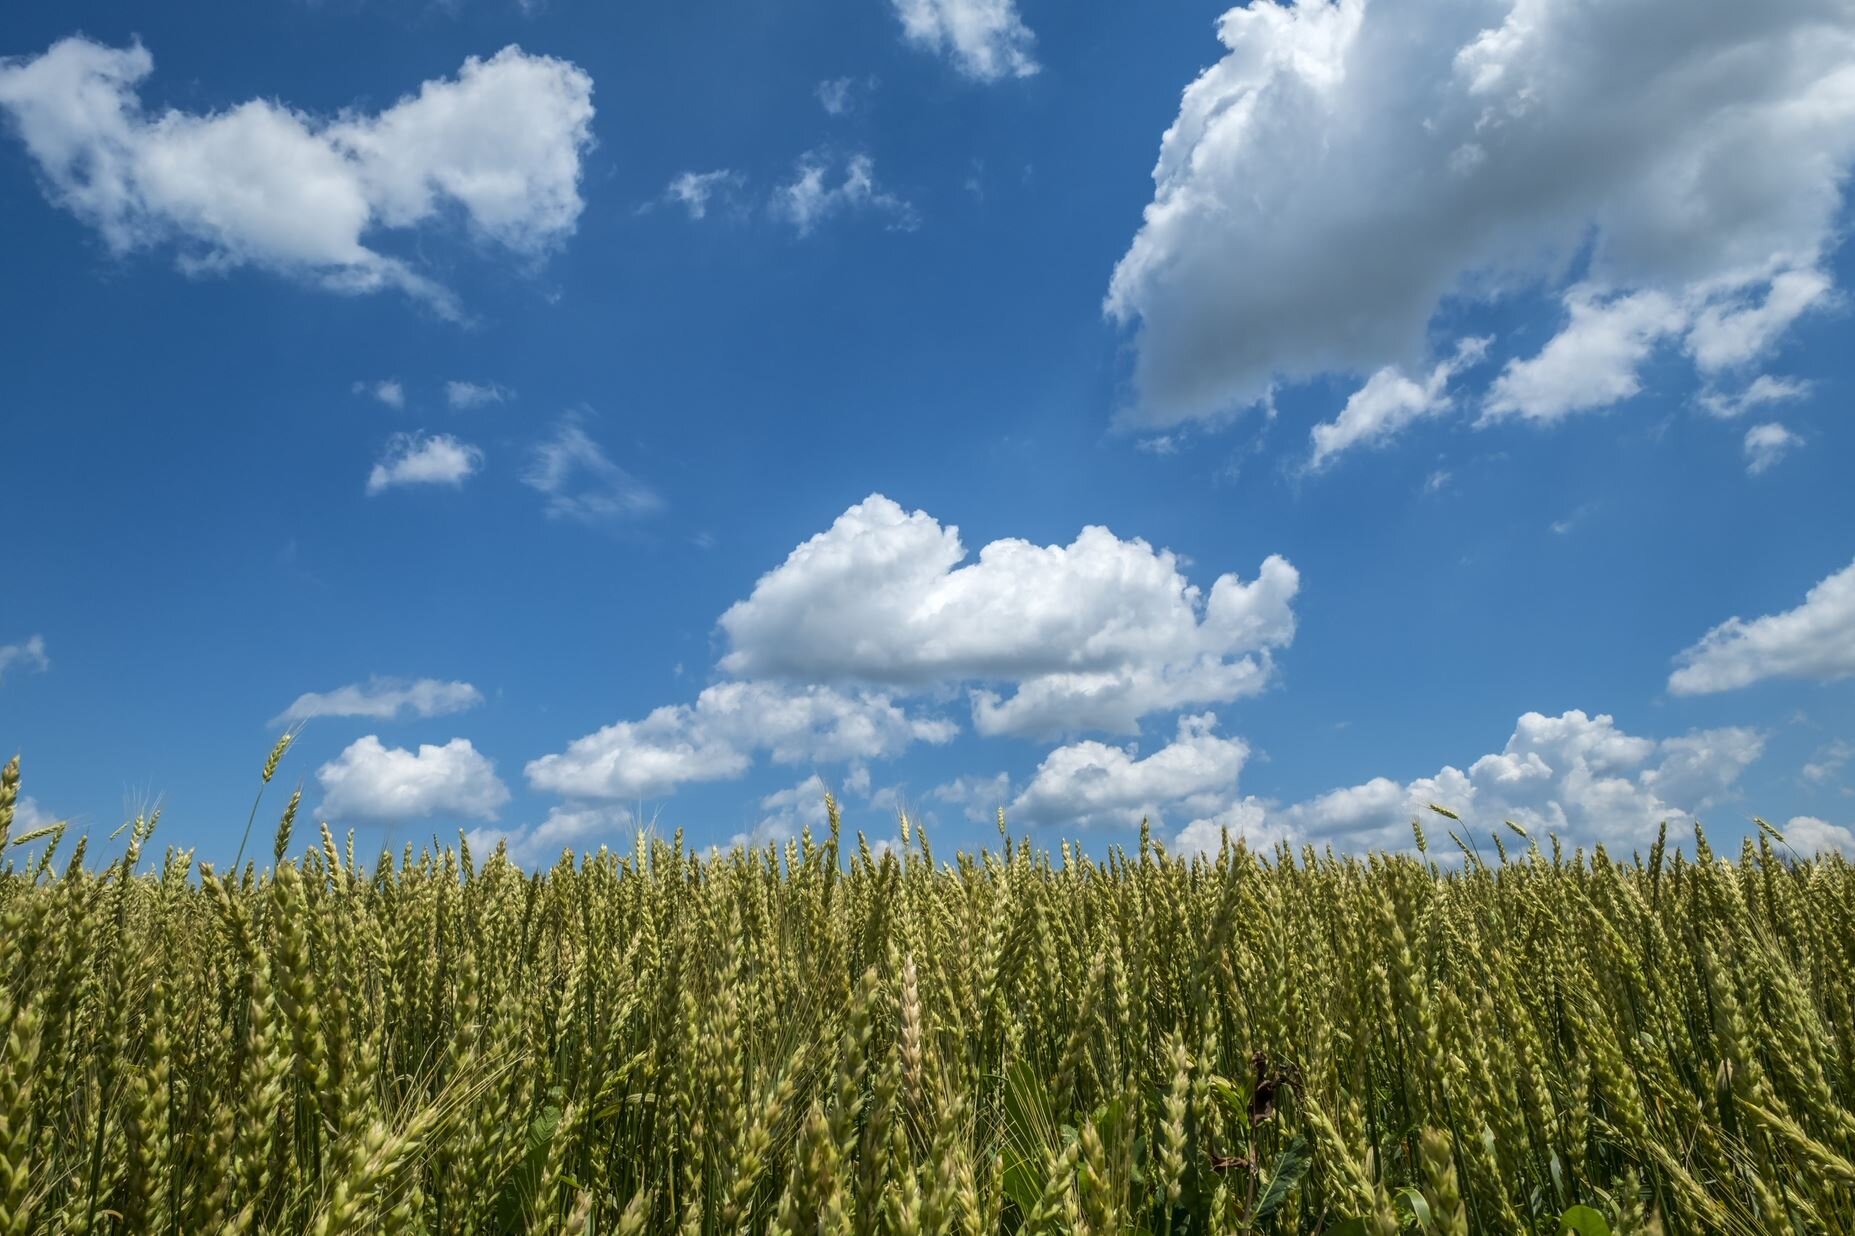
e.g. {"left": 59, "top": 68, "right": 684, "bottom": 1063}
{"left": 1205, "top": 1074, "right": 1247, "bottom": 1118}
{"left": 1556, "top": 1204, "right": 1613, "bottom": 1236}
{"left": 999, "top": 1062, "right": 1059, "bottom": 1216}
{"left": 1323, "top": 1221, "right": 1370, "bottom": 1236}
{"left": 1253, "top": 1136, "right": 1310, "bottom": 1220}
{"left": 1396, "top": 1185, "right": 1435, "bottom": 1231}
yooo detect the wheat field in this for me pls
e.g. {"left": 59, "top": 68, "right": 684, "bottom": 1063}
{"left": 2, "top": 748, "right": 1853, "bottom": 1235}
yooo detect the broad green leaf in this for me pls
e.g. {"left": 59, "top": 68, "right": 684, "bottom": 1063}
{"left": 1396, "top": 1185, "right": 1435, "bottom": 1231}
{"left": 1556, "top": 1204, "right": 1613, "bottom": 1236}
{"left": 1253, "top": 1136, "right": 1310, "bottom": 1221}
{"left": 999, "top": 1061, "right": 1059, "bottom": 1215}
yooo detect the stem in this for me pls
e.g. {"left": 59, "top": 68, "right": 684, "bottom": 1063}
{"left": 231, "top": 782, "right": 267, "bottom": 874}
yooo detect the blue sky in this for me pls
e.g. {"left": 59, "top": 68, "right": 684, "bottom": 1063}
{"left": 3, "top": 0, "right": 1853, "bottom": 866}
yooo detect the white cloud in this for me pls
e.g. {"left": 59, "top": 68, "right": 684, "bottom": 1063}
{"left": 1483, "top": 289, "right": 1687, "bottom": 422}
{"left": 0, "top": 635, "right": 49, "bottom": 685}
{"left": 1174, "top": 798, "right": 1288, "bottom": 857}
{"left": 1269, "top": 710, "right": 1763, "bottom": 853}
{"left": 1781, "top": 816, "right": 1855, "bottom": 858}
{"left": 525, "top": 681, "right": 954, "bottom": 801}
{"left": 529, "top": 496, "right": 1296, "bottom": 818}
{"left": 0, "top": 39, "right": 594, "bottom": 314}
{"left": 367, "top": 431, "right": 482, "bottom": 495}
{"left": 1549, "top": 501, "right": 1599, "bottom": 536}
{"left": 1686, "top": 269, "right": 1835, "bottom": 374}
{"left": 1104, "top": 0, "right": 1855, "bottom": 428}
{"left": 12, "top": 796, "right": 57, "bottom": 831}
{"left": 932, "top": 771, "right": 1014, "bottom": 822}
{"left": 734, "top": 773, "right": 834, "bottom": 850}
{"left": 815, "top": 78, "right": 858, "bottom": 115}
{"left": 1309, "top": 335, "right": 1488, "bottom": 468}
{"left": 272, "top": 677, "right": 483, "bottom": 726}
{"left": 1698, "top": 374, "right": 1812, "bottom": 420}
{"left": 317, "top": 735, "right": 510, "bottom": 821}
{"left": 1011, "top": 712, "right": 1251, "bottom": 830}
{"left": 1802, "top": 739, "right": 1852, "bottom": 787}
{"left": 730, "top": 768, "right": 895, "bottom": 851}
{"left": 718, "top": 494, "right": 1299, "bottom": 736}
{"left": 771, "top": 153, "right": 916, "bottom": 236}
{"left": 1743, "top": 423, "right": 1802, "bottom": 475}
{"left": 354, "top": 378, "right": 405, "bottom": 409}
{"left": 468, "top": 802, "right": 635, "bottom": 867}
{"left": 523, "top": 416, "right": 661, "bottom": 524}
{"left": 446, "top": 380, "right": 511, "bottom": 409}
{"left": 664, "top": 169, "right": 743, "bottom": 220}
{"left": 1670, "top": 558, "right": 1855, "bottom": 694}
{"left": 892, "top": 0, "right": 1037, "bottom": 81}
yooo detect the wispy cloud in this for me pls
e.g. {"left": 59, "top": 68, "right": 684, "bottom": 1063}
{"left": 0, "top": 635, "right": 49, "bottom": 685}
{"left": 273, "top": 677, "right": 484, "bottom": 726}
{"left": 523, "top": 416, "right": 661, "bottom": 524}
{"left": 1699, "top": 375, "right": 1812, "bottom": 420}
{"left": 354, "top": 379, "right": 405, "bottom": 409}
{"left": 663, "top": 169, "right": 745, "bottom": 221}
{"left": 446, "top": 380, "right": 512, "bottom": 410}
{"left": 815, "top": 76, "right": 875, "bottom": 115}
{"left": 772, "top": 153, "right": 916, "bottom": 236}
{"left": 891, "top": 0, "right": 1038, "bottom": 81}
{"left": 1744, "top": 423, "right": 1802, "bottom": 475}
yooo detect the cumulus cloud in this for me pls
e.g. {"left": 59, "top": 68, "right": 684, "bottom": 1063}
{"left": 1258, "top": 710, "right": 1764, "bottom": 853}
{"left": 0, "top": 39, "right": 594, "bottom": 314}
{"left": 1011, "top": 712, "right": 1251, "bottom": 830}
{"left": 272, "top": 677, "right": 483, "bottom": 726}
{"left": 523, "top": 416, "right": 661, "bottom": 524}
{"left": 0, "top": 635, "right": 49, "bottom": 685}
{"left": 771, "top": 153, "right": 916, "bottom": 236}
{"left": 317, "top": 735, "right": 510, "bottom": 821}
{"left": 367, "top": 431, "right": 482, "bottom": 495}
{"left": 1670, "top": 558, "right": 1855, "bottom": 695}
{"left": 1743, "top": 423, "right": 1802, "bottom": 475}
{"left": 468, "top": 802, "right": 635, "bottom": 867}
{"left": 529, "top": 495, "right": 1294, "bottom": 820}
{"left": 1309, "top": 336, "right": 1489, "bottom": 468}
{"left": 446, "top": 380, "right": 511, "bottom": 409}
{"left": 892, "top": 0, "right": 1037, "bottom": 80}
{"left": 663, "top": 169, "right": 743, "bottom": 220}
{"left": 525, "top": 681, "right": 954, "bottom": 801}
{"left": 1781, "top": 816, "right": 1855, "bottom": 858}
{"left": 354, "top": 379, "right": 405, "bottom": 409}
{"left": 1173, "top": 798, "right": 1288, "bottom": 857}
{"left": 1483, "top": 289, "right": 1687, "bottom": 422}
{"left": 1105, "top": 0, "right": 1855, "bottom": 428}
{"left": 719, "top": 494, "right": 1298, "bottom": 736}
